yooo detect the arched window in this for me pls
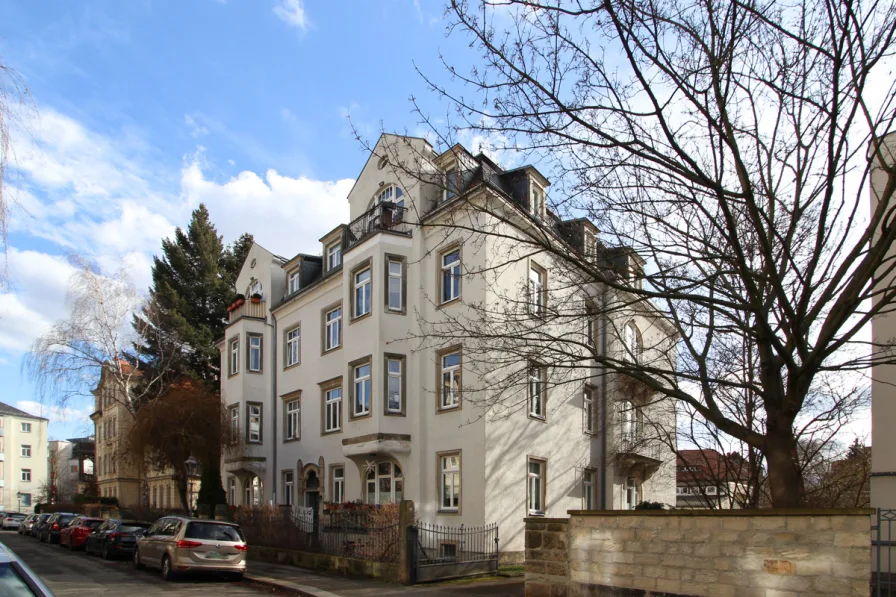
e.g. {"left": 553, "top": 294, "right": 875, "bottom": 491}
{"left": 375, "top": 184, "right": 405, "bottom": 209}
{"left": 624, "top": 322, "right": 642, "bottom": 363}
{"left": 365, "top": 462, "right": 403, "bottom": 504}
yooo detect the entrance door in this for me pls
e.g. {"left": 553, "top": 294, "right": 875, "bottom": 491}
{"left": 304, "top": 471, "right": 321, "bottom": 535}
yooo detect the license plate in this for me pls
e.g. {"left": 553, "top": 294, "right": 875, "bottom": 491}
{"left": 204, "top": 552, "right": 225, "bottom": 559}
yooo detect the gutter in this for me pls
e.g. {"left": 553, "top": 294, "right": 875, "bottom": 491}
{"left": 267, "top": 309, "right": 279, "bottom": 504}
{"left": 599, "top": 303, "right": 609, "bottom": 510}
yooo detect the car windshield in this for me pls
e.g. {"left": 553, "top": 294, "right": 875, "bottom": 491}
{"left": 84, "top": 520, "right": 102, "bottom": 529}
{"left": 58, "top": 516, "right": 74, "bottom": 525}
{"left": 120, "top": 524, "right": 150, "bottom": 533}
{"left": 0, "top": 563, "right": 39, "bottom": 597}
{"left": 183, "top": 523, "right": 244, "bottom": 542}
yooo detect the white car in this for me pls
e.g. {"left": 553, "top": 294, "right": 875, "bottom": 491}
{"left": 2, "top": 514, "right": 25, "bottom": 530}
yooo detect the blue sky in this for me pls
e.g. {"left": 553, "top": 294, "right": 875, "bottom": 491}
{"left": 0, "top": 0, "right": 484, "bottom": 439}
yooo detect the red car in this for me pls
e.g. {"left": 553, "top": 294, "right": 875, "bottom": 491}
{"left": 59, "top": 517, "right": 104, "bottom": 550}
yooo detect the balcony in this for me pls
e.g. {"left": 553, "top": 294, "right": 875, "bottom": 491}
{"left": 344, "top": 204, "right": 410, "bottom": 252}
{"left": 228, "top": 298, "right": 266, "bottom": 323}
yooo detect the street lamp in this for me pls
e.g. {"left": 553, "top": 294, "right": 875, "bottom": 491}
{"left": 184, "top": 455, "right": 200, "bottom": 516}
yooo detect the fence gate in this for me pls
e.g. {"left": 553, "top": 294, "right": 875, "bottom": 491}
{"left": 874, "top": 509, "right": 896, "bottom": 596}
{"left": 410, "top": 522, "right": 498, "bottom": 583}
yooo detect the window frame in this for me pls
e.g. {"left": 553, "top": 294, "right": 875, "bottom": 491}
{"left": 529, "top": 263, "right": 547, "bottom": 317}
{"left": 624, "top": 321, "right": 642, "bottom": 363}
{"left": 349, "top": 356, "right": 373, "bottom": 420}
{"left": 20, "top": 445, "right": 31, "bottom": 458}
{"left": 283, "top": 393, "right": 301, "bottom": 442}
{"left": 331, "top": 465, "right": 345, "bottom": 504}
{"left": 246, "top": 333, "right": 263, "bottom": 373}
{"left": 21, "top": 469, "right": 32, "bottom": 483}
{"left": 436, "top": 346, "right": 463, "bottom": 412}
{"left": 583, "top": 468, "right": 595, "bottom": 510}
{"left": 20, "top": 422, "right": 31, "bottom": 433}
{"left": 288, "top": 269, "right": 300, "bottom": 294}
{"left": 438, "top": 450, "right": 462, "bottom": 514}
{"left": 583, "top": 385, "right": 596, "bottom": 435}
{"left": 322, "top": 302, "right": 343, "bottom": 353}
{"left": 282, "top": 470, "right": 294, "bottom": 506}
{"left": 320, "top": 377, "right": 343, "bottom": 435}
{"left": 527, "top": 457, "right": 546, "bottom": 516}
{"left": 350, "top": 259, "right": 373, "bottom": 321}
{"left": 384, "top": 254, "right": 407, "bottom": 314}
{"left": 246, "top": 402, "right": 263, "bottom": 444}
{"left": 444, "top": 163, "right": 459, "bottom": 202}
{"left": 228, "top": 404, "right": 240, "bottom": 443}
{"left": 326, "top": 241, "right": 342, "bottom": 272}
{"left": 364, "top": 461, "right": 403, "bottom": 505}
{"left": 284, "top": 325, "right": 301, "bottom": 369}
{"left": 531, "top": 182, "right": 546, "bottom": 219}
{"left": 528, "top": 362, "right": 547, "bottom": 421}
{"left": 228, "top": 337, "right": 240, "bottom": 377}
{"left": 439, "top": 245, "right": 462, "bottom": 305}
{"left": 383, "top": 353, "right": 406, "bottom": 416}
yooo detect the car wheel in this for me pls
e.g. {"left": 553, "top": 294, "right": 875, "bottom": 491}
{"left": 133, "top": 548, "right": 144, "bottom": 570}
{"left": 160, "top": 555, "right": 175, "bottom": 582}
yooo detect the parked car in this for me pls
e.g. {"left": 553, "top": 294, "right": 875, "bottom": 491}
{"left": 39, "top": 513, "right": 79, "bottom": 544}
{"left": 18, "top": 514, "right": 39, "bottom": 535}
{"left": 0, "top": 541, "right": 55, "bottom": 596}
{"left": 2, "top": 514, "right": 26, "bottom": 530}
{"left": 30, "top": 514, "right": 51, "bottom": 538}
{"left": 85, "top": 519, "right": 151, "bottom": 559}
{"left": 134, "top": 517, "right": 247, "bottom": 581}
{"left": 59, "top": 517, "right": 103, "bottom": 550}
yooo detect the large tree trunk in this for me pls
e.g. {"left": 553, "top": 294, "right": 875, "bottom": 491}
{"left": 765, "top": 417, "right": 804, "bottom": 508}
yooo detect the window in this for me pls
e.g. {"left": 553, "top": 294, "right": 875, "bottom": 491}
{"left": 527, "top": 458, "right": 546, "bottom": 515}
{"left": 324, "top": 306, "right": 342, "bottom": 351}
{"left": 529, "top": 364, "right": 546, "bottom": 419}
{"left": 20, "top": 445, "right": 30, "bottom": 458}
{"left": 387, "top": 258, "right": 403, "bottom": 311}
{"left": 624, "top": 477, "right": 639, "bottom": 510}
{"left": 353, "top": 362, "right": 371, "bottom": 417}
{"left": 365, "top": 462, "right": 403, "bottom": 504}
{"left": 386, "top": 357, "right": 403, "bottom": 414}
{"left": 332, "top": 466, "right": 345, "bottom": 504}
{"left": 444, "top": 165, "right": 458, "bottom": 201}
{"left": 288, "top": 269, "right": 300, "bottom": 294}
{"left": 327, "top": 242, "right": 342, "bottom": 271}
{"left": 376, "top": 184, "right": 405, "bottom": 208}
{"left": 283, "top": 471, "right": 294, "bottom": 506}
{"left": 583, "top": 469, "right": 595, "bottom": 510}
{"left": 530, "top": 265, "right": 546, "bottom": 316}
{"left": 440, "top": 350, "right": 461, "bottom": 410}
{"left": 440, "top": 453, "right": 461, "bottom": 512}
{"left": 353, "top": 267, "right": 372, "bottom": 318}
{"left": 247, "top": 403, "right": 262, "bottom": 443}
{"left": 21, "top": 469, "right": 31, "bottom": 483}
{"left": 20, "top": 493, "right": 31, "bottom": 507}
{"left": 440, "top": 248, "right": 461, "bottom": 304}
{"left": 584, "top": 232, "right": 598, "bottom": 259}
{"left": 324, "top": 387, "right": 342, "bottom": 433}
{"left": 248, "top": 334, "right": 262, "bottom": 372}
{"left": 285, "top": 399, "right": 301, "bottom": 441}
{"left": 583, "top": 386, "right": 596, "bottom": 435}
{"left": 229, "top": 478, "right": 237, "bottom": 505}
{"left": 229, "top": 338, "right": 240, "bottom": 375}
{"left": 624, "top": 322, "right": 642, "bottom": 363}
{"left": 531, "top": 184, "right": 545, "bottom": 218}
{"left": 20, "top": 422, "right": 31, "bottom": 433}
{"left": 229, "top": 406, "right": 239, "bottom": 441}
{"left": 620, "top": 400, "right": 643, "bottom": 443}
{"left": 285, "top": 326, "right": 301, "bottom": 367}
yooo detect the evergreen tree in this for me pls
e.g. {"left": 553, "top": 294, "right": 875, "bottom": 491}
{"left": 196, "top": 462, "right": 228, "bottom": 517}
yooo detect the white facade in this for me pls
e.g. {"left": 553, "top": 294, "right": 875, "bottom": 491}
{"left": 219, "top": 135, "right": 676, "bottom": 553}
{"left": 0, "top": 402, "right": 49, "bottom": 513}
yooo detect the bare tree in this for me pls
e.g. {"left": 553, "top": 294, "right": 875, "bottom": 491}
{"left": 380, "top": 0, "right": 896, "bottom": 507}
{"left": 25, "top": 255, "right": 178, "bottom": 417}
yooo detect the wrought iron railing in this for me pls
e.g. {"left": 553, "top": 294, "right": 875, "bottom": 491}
{"left": 415, "top": 522, "right": 499, "bottom": 566}
{"left": 344, "top": 204, "right": 410, "bottom": 250}
{"left": 874, "top": 509, "right": 896, "bottom": 596}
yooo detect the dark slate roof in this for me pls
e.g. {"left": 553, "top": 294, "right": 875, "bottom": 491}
{"left": 0, "top": 401, "right": 49, "bottom": 421}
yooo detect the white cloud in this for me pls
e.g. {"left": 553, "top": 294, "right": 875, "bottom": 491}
{"left": 184, "top": 114, "right": 209, "bottom": 138}
{"left": 273, "top": 0, "right": 309, "bottom": 32}
{"left": 15, "top": 400, "right": 93, "bottom": 424}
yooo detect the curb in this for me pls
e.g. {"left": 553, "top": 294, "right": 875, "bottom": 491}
{"left": 245, "top": 573, "right": 344, "bottom": 597}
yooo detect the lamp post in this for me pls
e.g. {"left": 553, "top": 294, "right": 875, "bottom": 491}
{"left": 184, "top": 455, "right": 199, "bottom": 516}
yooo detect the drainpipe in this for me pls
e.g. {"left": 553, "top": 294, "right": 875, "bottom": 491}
{"left": 267, "top": 309, "right": 279, "bottom": 504}
{"left": 599, "top": 307, "right": 609, "bottom": 510}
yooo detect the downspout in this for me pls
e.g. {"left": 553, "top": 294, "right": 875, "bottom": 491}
{"left": 268, "top": 309, "right": 279, "bottom": 504}
{"left": 599, "top": 308, "right": 609, "bottom": 510}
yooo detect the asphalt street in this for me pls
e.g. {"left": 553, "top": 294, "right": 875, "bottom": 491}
{"left": 0, "top": 530, "right": 291, "bottom": 596}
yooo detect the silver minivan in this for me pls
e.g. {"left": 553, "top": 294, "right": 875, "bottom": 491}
{"left": 133, "top": 516, "right": 247, "bottom": 581}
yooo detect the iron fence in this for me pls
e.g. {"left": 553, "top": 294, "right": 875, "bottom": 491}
{"left": 345, "top": 203, "right": 410, "bottom": 250}
{"left": 874, "top": 509, "right": 896, "bottom": 596}
{"left": 412, "top": 522, "right": 499, "bottom": 582}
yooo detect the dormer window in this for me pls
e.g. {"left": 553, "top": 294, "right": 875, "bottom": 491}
{"left": 444, "top": 164, "right": 459, "bottom": 202}
{"left": 531, "top": 184, "right": 545, "bottom": 219}
{"left": 327, "top": 241, "right": 342, "bottom": 271}
{"left": 584, "top": 233, "right": 598, "bottom": 260}
{"left": 288, "top": 270, "right": 300, "bottom": 294}
{"left": 376, "top": 184, "right": 405, "bottom": 208}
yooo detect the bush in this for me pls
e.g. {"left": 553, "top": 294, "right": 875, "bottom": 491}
{"left": 634, "top": 500, "right": 665, "bottom": 510}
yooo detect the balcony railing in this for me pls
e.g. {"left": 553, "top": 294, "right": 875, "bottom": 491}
{"left": 344, "top": 204, "right": 410, "bottom": 251}
{"left": 229, "top": 298, "right": 266, "bottom": 322}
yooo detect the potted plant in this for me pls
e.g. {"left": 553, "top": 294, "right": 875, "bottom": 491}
{"left": 250, "top": 293, "right": 263, "bottom": 304}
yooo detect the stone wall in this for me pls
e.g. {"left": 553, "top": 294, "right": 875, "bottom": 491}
{"left": 525, "top": 509, "right": 873, "bottom": 597}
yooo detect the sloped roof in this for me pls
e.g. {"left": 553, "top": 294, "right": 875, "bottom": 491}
{"left": 0, "top": 401, "right": 49, "bottom": 421}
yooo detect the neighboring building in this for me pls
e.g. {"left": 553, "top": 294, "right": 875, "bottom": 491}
{"left": 871, "top": 132, "right": 896, "bottom": 510}
{"left": 676, "top": 449, "right": 747, "bottom": 509}
{"left": 0, "top": 401, "right": 49, "bottom": 513}
{"left": 91, "top": 367, "right": 195, "bottom": 510}
{"left": 218, "top": 134, "right": 677, "bottom": 553}
{"left": 49, "top": 437, "right": 95, "bottom": 502}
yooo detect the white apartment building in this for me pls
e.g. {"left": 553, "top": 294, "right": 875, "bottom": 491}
{"left": 0, "top": 402, "right": 49, "bottom": 514}
{"left": 219, "top": 134, "right": 676, "bottom": 553}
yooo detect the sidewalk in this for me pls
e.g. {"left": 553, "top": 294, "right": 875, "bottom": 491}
{"left": 246, "top": 560, "right": 524, "bottom": 597}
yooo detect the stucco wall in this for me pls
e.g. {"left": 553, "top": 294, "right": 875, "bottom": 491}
{"left": 526, "top": 510, "right": 873, "bottom": 597}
